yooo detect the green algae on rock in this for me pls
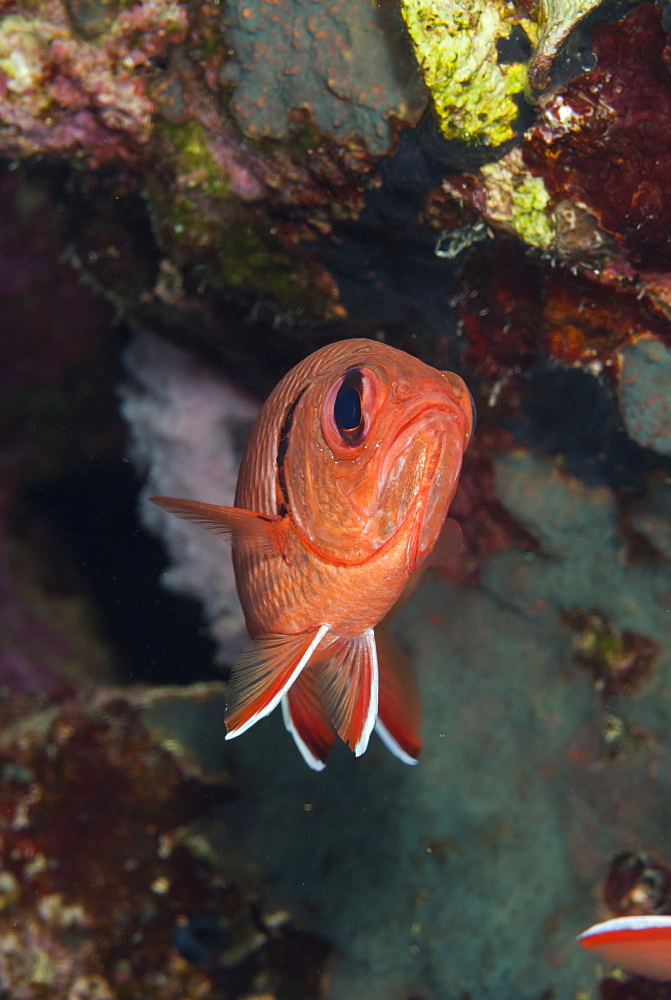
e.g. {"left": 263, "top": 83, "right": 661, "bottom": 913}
{"left": 147, "top": 118, "right": 347, "bottom": 320}
{"left": 476, "top": 148, "right": 555, "bottom": 249}
{"left": 399, "top": 0, "right": 614, "bottom": 146}
{"left": 400, "top": 0, "right": 535, "bottom": 145}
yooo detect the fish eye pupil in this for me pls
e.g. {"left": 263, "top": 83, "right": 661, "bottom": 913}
{"left": 334, "top": 386, "right": 361, "bottom": 432}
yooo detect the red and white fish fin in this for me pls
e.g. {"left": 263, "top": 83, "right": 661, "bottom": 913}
{"left": 425, "top": 517, "right": 462, "bottom": 569}
{"left": 281, "top": 667, "right": 335, "bottom": 771}
{"left": 577, "top": 915, "right": 671, "bottom": 982}
{"left": 225, "top": 624, "right": 329, "bottom": 738}
{"left": 374, "top": 626, "right": 420, "bottom": 765}
{"left": 149, "top": 497, "right": 286, "bottom": 557}
{"left": 315, "top": 629, "right": 378, "bottom": 756}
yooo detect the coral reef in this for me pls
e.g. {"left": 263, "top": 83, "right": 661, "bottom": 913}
{"left": 604, "top": 851, "right": 671, "bottom": 917}
{"left": 628, "top": 480, "right": 671, "bottom": 560}
{"left": 618, "top": 339, "right": 671, "bottom": 457}
{"left": 0, "top": 0, "right": 186, "bottom": 167}
{"left": 526, "top": 4, "right": 671, "bottom": 271}
{"left": 0, "top": 520, "right": 118, "bottom": 693}
{"left": 4, "top": 0, "right": 671, "bottom": 995}
{"left": 562, "top": 609, "right": 660, "bottom": 700}
{"left": 223, "top": 0, "right": 418, "bottom": 152}
{"left": 0, "top": 0, "right": 421, "bottom": 320}
{"left": 485, "top": 451, "right": 671, "bottom": 651}
{"left": 0, "top": 684, "right": 331, "bottom": 999}
{"left": 449, "top": 238, "right": 671, "bottom": 389}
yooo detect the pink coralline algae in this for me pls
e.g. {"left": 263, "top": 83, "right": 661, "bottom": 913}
{"left": 0, "top": 0, "right": 187, "bottom": 167}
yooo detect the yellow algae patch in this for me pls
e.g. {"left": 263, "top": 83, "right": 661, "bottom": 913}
{"left": 401, "top": 0, "right": 536, "bottom": 145}
{"left": 479, "top": 148, "right": 555, "bottom": 248}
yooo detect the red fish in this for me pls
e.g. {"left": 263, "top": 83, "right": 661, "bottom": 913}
{"left": 150, "top": 338, "right": 473, "bottom": 768}
{"left": 577, "top": 915, "right": 671, "bottom": 981}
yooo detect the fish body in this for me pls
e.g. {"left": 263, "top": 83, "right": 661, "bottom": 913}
{"left": 577, "top": 915, "right": 671, "bottom": 981}
{"left": 151, "top": 338, "right": 473, "bottom": 768}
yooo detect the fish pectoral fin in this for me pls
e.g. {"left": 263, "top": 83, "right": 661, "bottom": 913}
{"left": 374, "top": 625, "right": 420, "bottom": 765}
{"left": 149, "top": 497, "right": 287, "bottom": 557}
{"left": 315, "top": 630, "right": 378, "bottom": 757}
{"left": 225, "top": 624, "right": 330, "bottom": 738}
{"left": 282, "top": 668, "right": 335, "bottom": 771}
{"left": 425, "top": 517, "right": 462, "bottom": 569}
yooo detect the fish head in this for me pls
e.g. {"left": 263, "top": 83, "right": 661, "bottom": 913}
{"left": 283, "top": 340, "right": 473, "bottom": 568}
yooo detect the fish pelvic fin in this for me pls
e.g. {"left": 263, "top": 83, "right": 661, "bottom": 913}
{"left": 149, "top": 497, "right": 288, "bottom": 558}
{"left": 225, "top": 625, "right": 329, "bottom": 738}
{"left": 282, "top": 667, "right": 335, "bottom": 771}
{"left": 374, "top": 625, "right": 421, "bottom": 765}
{"left": 315, "top": 629, "right": 378, "bottom": 757}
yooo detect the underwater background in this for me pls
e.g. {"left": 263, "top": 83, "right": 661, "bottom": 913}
{"left": 1, "top": 0, "right": 671, "bottom": 996}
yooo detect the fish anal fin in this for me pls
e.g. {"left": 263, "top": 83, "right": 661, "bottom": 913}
{"left": 282, "top": 668, "right": 335, "bottom": 771}
{"left": 225, "top": 624, "right": 329, "bottom": 738}
{"left": 315, "top": 630, "right": 378, "bottom": 756}
{"left": 375, "top": 625, "right": 421, "bottom": 765}
{"left": 149, "top": 496, "right": 287, "bottom": 558}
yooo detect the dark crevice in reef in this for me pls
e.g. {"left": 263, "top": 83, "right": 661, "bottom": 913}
{"left": 24, "top": 464, "right": 220, "bottom": 686}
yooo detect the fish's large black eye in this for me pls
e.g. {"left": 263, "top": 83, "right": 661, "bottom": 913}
{"left": 334, "top": 368, "right": 364, "bottom": 437}
{"left": 334, "top": 387, "right": 361, "bottom": 431}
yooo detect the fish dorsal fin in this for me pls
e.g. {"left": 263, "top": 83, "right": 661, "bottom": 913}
{"left": 577, "top": 915, "right": 671, "bottom": 982}
{"left": 282, "top": 667, "right": 335, "bottom": 771}
{"left": 149, "top": 497, "right": 286, "bottom": 557}
{"left": 225, "top": 624, "right": 329, "bottom": 738}
{"left": 425, "top": 517, "right": 462, "bottom": 569}
{"left": 374, "top": 626, "right": 420, "bottom": 765}
{"left": 314, "top": 630, "right": 378, "bottom": 756}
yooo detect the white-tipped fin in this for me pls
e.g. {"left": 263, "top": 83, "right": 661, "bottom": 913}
{"left": 225, "top": 624, "right": 329, "bottom": 738}
{"left": 577, "top": 915, "right": 671, "bottom": 982}
{"left": 375, "top": 719, "right": 419, "bottom": 765}
{"left": 282, "top": 696, "right": 327, "bottom": 771}
{"left": 315, "top": 629, "right": 378, "bottom": 757}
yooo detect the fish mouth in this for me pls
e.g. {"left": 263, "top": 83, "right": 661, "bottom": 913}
{"left": 332, "top": 390, "right": 462, "bottom": 543}
{"left": 377, "top": 392, "right": 462, "bottom": 496}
